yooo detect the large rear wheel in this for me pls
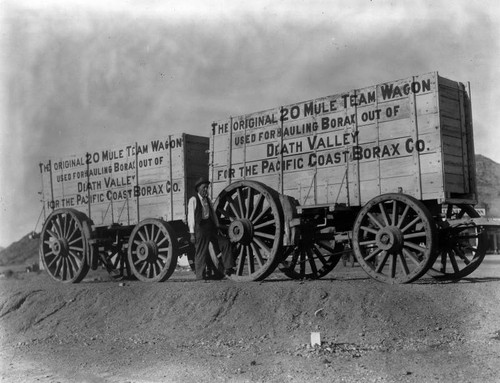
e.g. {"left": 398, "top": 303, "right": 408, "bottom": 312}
{"left": 214, "top": 181, "right": 284, "bottom": 281}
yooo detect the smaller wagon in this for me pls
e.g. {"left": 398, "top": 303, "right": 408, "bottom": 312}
{"left": 37, "top": 134, "right": 210, "bottom": 282}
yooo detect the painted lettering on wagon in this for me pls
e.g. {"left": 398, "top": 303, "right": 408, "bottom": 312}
{"left": 82, "top": 138, "right": 182, "bottom": 165}
{"left": 215, "top": 137, "right": 427, "bottom": 181}
{"left": 212, "top": 77, "right": 432, "bottom": 136}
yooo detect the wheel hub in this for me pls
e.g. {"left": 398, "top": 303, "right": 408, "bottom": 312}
{"left": 137, "top": 241, "right": 158, "bottom": 262}
{"left": 229, "top": 219, "right": 254, "bottom": 245}
{"left": 51, "top": 238, "right": 69, "bottom": 257}
{"left": 375, "top": 226, "right": 403, "bottom": 252}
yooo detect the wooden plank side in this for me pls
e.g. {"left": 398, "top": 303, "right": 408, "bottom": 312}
{"left": 41, "top": 134, "right": 197, "bottom": 226}
{"left": 210, "top": 72, "right": 452, "bottom": 207}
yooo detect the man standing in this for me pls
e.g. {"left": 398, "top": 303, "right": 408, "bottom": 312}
{"left": 187, "top": 177, "right": 235, "bottom": 280}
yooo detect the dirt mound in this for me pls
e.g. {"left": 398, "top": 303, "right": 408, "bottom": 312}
{"left": 1, "top": 263, "right": 500, "bottom": 382}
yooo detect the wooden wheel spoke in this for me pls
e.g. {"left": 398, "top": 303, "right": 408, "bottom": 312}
{"left": 253, "top": 237, "right": 271, "bottom": 257}
{"left": 389, "top": 252, "right": 397, "bottom": 278}
{"left": 245, "top": 188, "right": 253, "bottom": 219}
{"left": 153, "top": 227, "right": 162, "bottom": 242}
{"left": 69, "top": 246, "right": 84, "bottom": 253}
{"left": 396, "top": 205, "right": 410, "bottom": 229}
{"left": 66, "top": 255, "right": 79, "bottom": 275}
{"left": 236, "top": 188, "right": 246, "bottom": 219}
{"left": 138, "top": 230, "right": 147, "bottom": 242}
{"left": 361, "top": 226, "right": 378, "bottom": 235}
{"left": 236, "top": 245, "right": 246, "bottom": 275}
{"left": 365, "top": 247, "right": 383, "bottom": 262}
{"left": 68, "top": 250, "right": 81, "bottom": 264}
{"left": 250, "top": 242, "right": 265, "bottom": 268}
{"left": 226, "top": 195, "right": 242, "bottom": 219}
{"left": 391, "top": 200, "right": 397, "bottom": 226}
{"left": 66, "top": 218, "right": 77, "bottom": 241}
{"left": 359, "top": 239, "right": 377, "bottom": 246}
{"left": 448, "top": 250, "right": 461, "bottom": 273}
{"left": 246, "top": 246, "right": 255, "bottom": 274}
{"left": 401, "top": 216, "right": 421, "bottom": 234}
{"left": 156, "top": 236, "right": 168, "bottom": 247}
{"left": 375, "top": 251, "right": 390, "bottom": 273}
{"left": 403, "top": 231, "right": 427, "bottom": 240}
{"left": 54, "top": 216, "right": 64, "bottom": 238}
{"left": 253, "top": 219, "right": 276, "bottom": 230}
{"left": 402, "top": 248, "right": 422, "bottom": 266}
{"left": 68, "top": 236, "right": 83, "bottom": 246}
{"left": 306, "top": 248, "right": 319, "bottom": 275}
{"left": 367, "top": 212, "right": 384, "bottom": 229}
{"left": 453, "top": 246, "right": 471, "bottom": 264}
{"left": 46, "top": 254, "right": 59, "bottom": 269}
{"left": 254, "top": 231, "right": 275, "bottom": 240}
{"left": 379, "top": 203, "right": 390, "bottom": 226}
{"left": 312, "top": 245, "right": 328, "bottom": 266}
{"left": 138, "top": 261, "right": 148, "bottom": 274}
{"left": 439, "top": 251, "right": 448, "bottom": 272}
{"left": 397, "top": 252, "right": 410, "bottom": 275}
{"left": 248, "top": 193, "right": 264, "bottom": 222}
{"left": 54, "top": 258, "right": 63, "bottom": 277}
{"left": 252, "top": 206, "right": 272, "bottom": 226}
{"left": 404, "top": 241, "right": 427, "bottom": 253}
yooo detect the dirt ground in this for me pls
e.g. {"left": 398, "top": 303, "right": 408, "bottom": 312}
{"left": 1, "top": 256, "right": 500, "bottom": 383}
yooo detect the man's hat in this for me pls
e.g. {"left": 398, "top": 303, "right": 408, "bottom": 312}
{"left": 194, "top": 177, "right": 210, "bottom": 190}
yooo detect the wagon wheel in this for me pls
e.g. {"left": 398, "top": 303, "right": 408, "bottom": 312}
{"left": 39, "top": 208, "right": 91, "bottom": 283}
{"left": 279, "top": 227, "right": 342, "bottom": 280}
{"left": 214, "top": 180, "right": 284, "bottom": 281}
{"left": 352, "top": 193, "right": 437, "bottom": 284}
{"left": 127, "top": 219, "right": 178, "bottom": 282}
{"left": 428, "top": 204, "right": 487, "bottom": 280}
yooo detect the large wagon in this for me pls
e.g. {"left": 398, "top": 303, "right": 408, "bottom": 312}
{"left": 210, "top": 71, "right": 491, "bottom": 283}
{"left": 38, "top": 134, "right": 209, "bottom": 282}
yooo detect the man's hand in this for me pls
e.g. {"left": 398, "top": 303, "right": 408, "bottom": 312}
{"left": 190, "top": 233, "right": 196, "bottom": 244}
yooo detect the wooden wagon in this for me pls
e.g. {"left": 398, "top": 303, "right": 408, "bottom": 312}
{"left": 209, "top": 71, "right": 491, "bottom": 284}
{"left": 38, "top": 134, "right": 210, "bottom": 282}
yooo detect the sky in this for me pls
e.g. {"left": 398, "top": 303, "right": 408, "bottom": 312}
{"left": 0, "top": 0, "right": 499, "bottom": 248}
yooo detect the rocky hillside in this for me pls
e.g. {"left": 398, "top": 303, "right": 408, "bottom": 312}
{"left": 1, "top": 155, "right": 500, "bottom": 267}
{"left": 475, "top": 154, "right": 500, "bottom": 216}
{"left": 0, "top": 233, "right": 39, "bottom": 267}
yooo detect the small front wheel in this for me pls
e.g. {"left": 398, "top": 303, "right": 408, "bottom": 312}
{"left": 127, "top": 219, "right": 178, "bottom": 282}
{"left": 39, "top": 209, "right": 91, "bottom": 283}
{"left": 352, "top": 194, "right": 437, "bottom": 284}
{"left": 429, "top": 204, "right": 487, "bottom": 280}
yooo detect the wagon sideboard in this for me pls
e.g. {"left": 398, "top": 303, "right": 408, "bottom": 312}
{"left": 39, "top": 133, "right": 209, "bottom": 227}
{"left": 210, "top": 72, "right": 476, "bottom": 208}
